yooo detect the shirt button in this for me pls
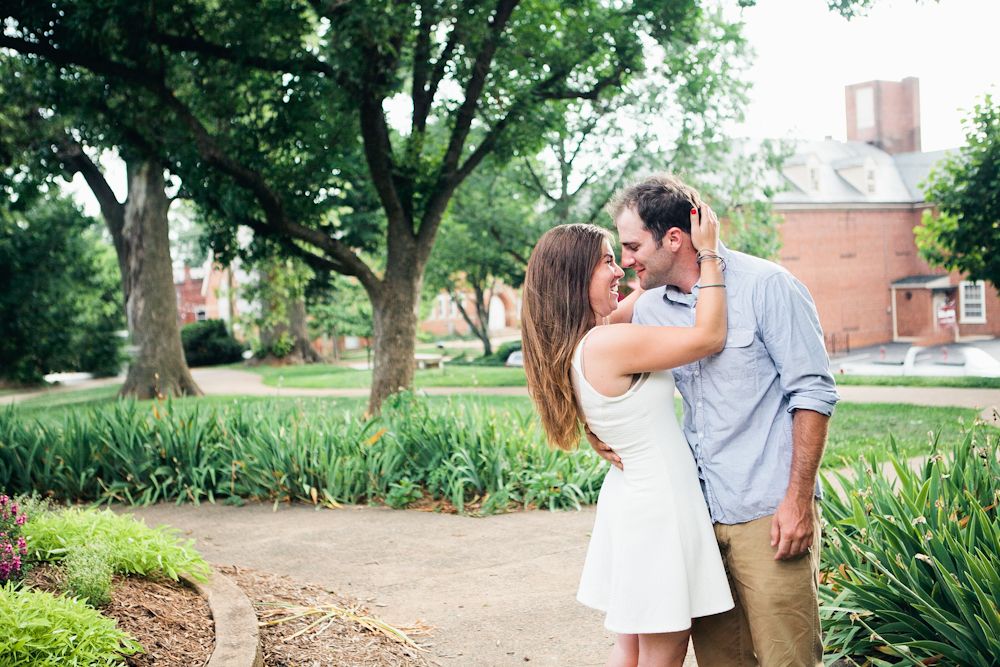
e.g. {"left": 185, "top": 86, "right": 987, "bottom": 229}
{"left": 697, "top": 401, "right": 703, "bottom": 409}
{"left": 697, "top": 432, "right": 704, "bottom": 439}
{"left": 694, "top": 369, "right": 700, "bottom": 377}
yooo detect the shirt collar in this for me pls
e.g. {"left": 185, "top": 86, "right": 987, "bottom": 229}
{"left": 661, "top": 242, "right": 730, "bottom": 308}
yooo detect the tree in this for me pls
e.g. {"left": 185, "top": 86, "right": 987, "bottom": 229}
{"left": 1, "top": 0, "right": 759, "bottom": 412}
{"left": 425, "top": 161, "right": 535, "bottom": 355}
{"left": 244, "top": 254, "right": 323, "bottom": 364}
{"left": 0, "top": 196, "right": 124, "bottom": 385}
{"left": 915, "top": 95, "right": 1000, "bottom": 289}
{"left": 0, "top": 54, "right": 202, "bottom": 398}
{"left": 308, "top": 274, "right": 374, "bottom": 363}
{"left": 693, "top": 139, "right": 793, "bottom": 261}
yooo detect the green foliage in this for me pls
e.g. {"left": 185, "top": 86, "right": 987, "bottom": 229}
{"left": 0, "top": 583, "right": 142, "bottom": 666}
{"left": 916, "top": 95, "right": 1000, "bottom": 288}
{"left": 820, "top": 428, "right": 1000, "bottom": 665}
{"left": 23, "top": 509, "right": 211, "bottom": 583}
{"left": 62, "top": 543, "right": 113, "bottom": 608}
{"left": 384, "top": 478, "right": 424, "bottom": 509}
{"left": 0, "top": 197, "right": 124, "bottom": 384}
{"left": 308, "top": 274, "right": 373, "bottom": 343}
{"left": 181, "top": 319, "right": 244, "bottom": 368}
{"left": 456, "top": 340, "right": 523, "bottom": 367}
{"left": 0, "top": 394, "right": 607, "bottom": 515}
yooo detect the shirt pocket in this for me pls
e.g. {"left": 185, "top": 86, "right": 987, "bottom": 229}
{"left": 707, "top": 327, "right": 757, "bottom": 388}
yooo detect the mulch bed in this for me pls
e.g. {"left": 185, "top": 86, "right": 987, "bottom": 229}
{"left": 26, "top": 563, "right": 432, "bottom": 667}
{"left": 26, "top": 565, "right": 214, "bottom": 666}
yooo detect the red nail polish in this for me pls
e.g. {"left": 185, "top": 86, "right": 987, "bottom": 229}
{"left": 691, "top": 208, "right": 697, "bottom": 215}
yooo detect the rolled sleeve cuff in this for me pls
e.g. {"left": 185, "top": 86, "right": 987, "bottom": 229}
{"left": 786, "top": 393, "right": 839, "bottom": 416}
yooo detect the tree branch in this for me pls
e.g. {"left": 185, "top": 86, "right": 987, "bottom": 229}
{"left": 149, "top": 30, "right": 340, "bottom": 80}
{"left": 54, "top": 139, "right": 123, "bottom": 231}
{"left": 438, "top": 0, "right": 519, "bottom": 177}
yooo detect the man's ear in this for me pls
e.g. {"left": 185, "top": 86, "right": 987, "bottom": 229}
{"left": 663, "top": 227, "right": 686, "bottom": 251}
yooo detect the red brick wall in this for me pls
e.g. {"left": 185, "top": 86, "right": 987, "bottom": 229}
{"left": 845, "top": 78, "right": 920, "bottom": 154}
{"left": 895, "top": 288, "right": 934, "bottom": 338}
{"left": 778, "top": 206, "right": 937, "bottom": 350}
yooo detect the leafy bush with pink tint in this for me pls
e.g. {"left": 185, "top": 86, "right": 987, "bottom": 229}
{"left": 0, "top": 494, "right": 28, "bottom": 583}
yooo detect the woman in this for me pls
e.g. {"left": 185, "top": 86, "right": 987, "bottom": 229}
{"left": 520, "top": 207, "right": 733, "bottom": 667}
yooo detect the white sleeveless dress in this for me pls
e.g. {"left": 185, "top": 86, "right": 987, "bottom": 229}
{"left": 572, "top": 330, "right": 734, "bottom": 634}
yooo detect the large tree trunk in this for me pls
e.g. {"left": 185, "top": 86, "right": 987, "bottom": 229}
{"left": 119, "top": 160, "right": 202, "bottom": 398}
{"left": 368, "top": 272, "right": 421, "bottom": 414}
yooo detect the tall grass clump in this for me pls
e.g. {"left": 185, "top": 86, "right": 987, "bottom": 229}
{"left": 0, "top": 393, "right": 608, "bottom": 514}
{"left": 820, "top": 427, "right": 999, "bottom": 666}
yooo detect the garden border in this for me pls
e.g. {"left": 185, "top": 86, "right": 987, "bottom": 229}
{"left": 183, "top": 567, "right": 262, "bottom": 667}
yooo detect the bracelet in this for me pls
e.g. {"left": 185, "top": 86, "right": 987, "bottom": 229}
{"left": 696, "top": 254, "right": 727, "bottom": 271}
{"left": 699, "top": 283, "right": 726, "bottom": 289}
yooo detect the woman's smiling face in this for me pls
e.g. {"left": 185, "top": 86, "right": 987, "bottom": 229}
{"left": 589, "top": 239, "right": 624, "bottom": 320}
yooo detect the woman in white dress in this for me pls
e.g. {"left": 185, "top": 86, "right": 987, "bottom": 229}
{"left": 520, "top": 205, "right": 733, "bottom": 667}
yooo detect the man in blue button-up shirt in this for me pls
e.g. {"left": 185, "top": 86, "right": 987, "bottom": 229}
{"left": 588, "top": 174, "right": 839, "bottom": 667}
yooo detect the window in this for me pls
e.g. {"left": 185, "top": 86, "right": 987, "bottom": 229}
{"left": 195, "top": 307, "right": 208, "bottom": 322}
{"left": 855, "top": 86, "right": 874, "bottom": 129}
{"left": 959, "top": 281, "right": 986, "bottom": 324}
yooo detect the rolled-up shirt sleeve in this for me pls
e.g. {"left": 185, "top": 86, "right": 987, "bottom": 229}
{"left": 755, "top": 271, "right": 840, "bottom": 415}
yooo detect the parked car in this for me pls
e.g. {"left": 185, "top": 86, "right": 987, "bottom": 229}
{"left": 505, "top": 350, "right": 524, "bottom": 367}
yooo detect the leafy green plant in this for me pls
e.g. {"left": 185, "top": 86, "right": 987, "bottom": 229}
{"left": 0, "top": 583, "right": 142, "bottom": 666}
{"left": 62, "top": 542, "right": 113, "bottom": 608}
{"left": 24, "top": 509, "right": 211, "bottom": 583}
{"left": 384, "top": 478, "right": 424, "bottom": 509}
{"left": 820, "top": 428, "right": 1000, "bottom": 666}
{"left": 181, "top": 319, "right": 244, "bottom": 367}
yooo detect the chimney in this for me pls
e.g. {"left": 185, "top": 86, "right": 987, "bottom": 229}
{"left": 845, "top": 77, "right": 921, "bottom": 154}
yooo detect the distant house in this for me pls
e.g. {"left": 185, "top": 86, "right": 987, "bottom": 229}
{"left": 773, "top": 78, "right": 999, "bottom": 352}
{"left": 174, "top": 260, "right": 244, "bottom": 337}
{"left": 421, "top": 283, "right": 521, "bottom": 339}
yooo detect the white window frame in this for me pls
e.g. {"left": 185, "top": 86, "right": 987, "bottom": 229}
{"left": 959, "top": 280, "right": 987, "bottom": 324}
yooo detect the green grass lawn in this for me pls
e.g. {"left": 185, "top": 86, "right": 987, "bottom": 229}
{"left": 246, "top": 362, "right": 528, "bottom": 388}
{"left": 238, "top": 361, "right": 1000, "bottom": 391}
{"left": 8, "top": 385, "right": 981, "bottom": 469}
{"left": 833, "top": 374, "right": 1000, "bottom": 389}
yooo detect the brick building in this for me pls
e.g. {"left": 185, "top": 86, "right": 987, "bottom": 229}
{"left": 174, "top": 261, "right": 242, "bottom": 333}
{"left": 774, "top": 78, "right": 1000, "bottom": 352}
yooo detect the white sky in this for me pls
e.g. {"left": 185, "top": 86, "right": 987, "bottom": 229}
{"left": 67, "top": 0, "right": 1000, "bottom": 215}
{"left": 736, "top": 0, "right": 1000, "bottom": 151}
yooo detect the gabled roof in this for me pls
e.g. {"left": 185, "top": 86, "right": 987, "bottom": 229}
{"left": 773, "top": 140, "right": 953, "bottom": 207}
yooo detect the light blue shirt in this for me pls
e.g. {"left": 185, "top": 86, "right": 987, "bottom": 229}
{"left": 633, "top": 245, "right": 839, "bottom": 524}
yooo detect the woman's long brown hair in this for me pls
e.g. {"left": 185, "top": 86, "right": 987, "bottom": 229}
{"left": 521, "top": 224, "right": 613, "bottom": 450}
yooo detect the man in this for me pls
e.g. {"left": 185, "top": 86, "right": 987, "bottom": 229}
{"left": 587, "top": 174, "right": 839, "bottom": 666}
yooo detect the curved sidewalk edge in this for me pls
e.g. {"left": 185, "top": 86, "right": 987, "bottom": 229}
{"left": 184, "top": 567, "right": 263, "bottom": 667}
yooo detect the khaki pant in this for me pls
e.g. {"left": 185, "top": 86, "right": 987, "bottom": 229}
{"left": 691, "top": 507, "right": 823, "bottom": 667}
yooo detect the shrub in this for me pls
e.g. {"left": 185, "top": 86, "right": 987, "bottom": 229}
{"left": 0, "top": 583, "right": 142, "bottom": 666}
{"left": 0, "top": 393, "right": 606, "bottom": 515}
{"left": 0, "top": 197, "right": 124, "bottom": 384}
{"left": 62, "top": 542, "right": 113, "bottom": 608}
{"left": 454, "top": 339, "right": 521, "bottom": 366}
{"left": 24, "top": 509, "right": 211, "bottom": 583}
{"left": 820, "top": 428, "right": 1000, "bottom": 666}
{"left": 181, "top": 319, "right": 244, "bottom": 367}
{"left": 0, "top": 495, "right": 28, "bottom": 584}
